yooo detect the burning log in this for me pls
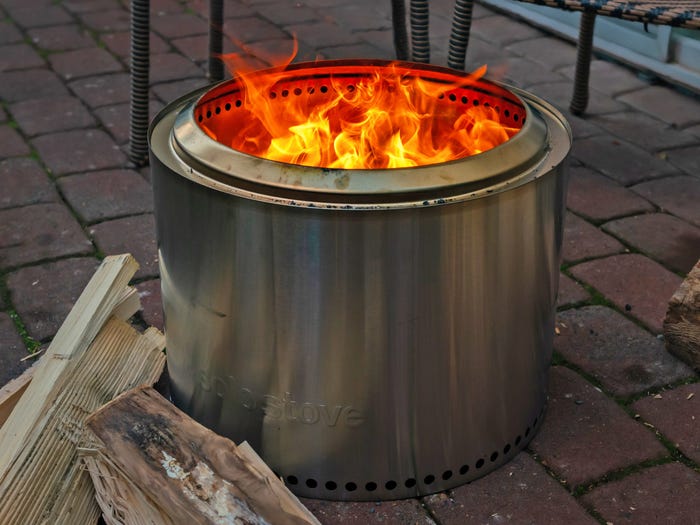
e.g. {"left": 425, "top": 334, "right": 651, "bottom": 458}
{"left": 0, "top": 254, "right": 166, "bottom": 524}
{"left": 664, "top": 259, "right": 700, "bottom": 371}
{"left": 83, "top": 386, "right": 321, "bottom": 525}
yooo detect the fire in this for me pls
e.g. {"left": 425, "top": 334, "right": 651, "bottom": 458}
{"left": 201, "top": 46, "right": 520, "bottom": 169}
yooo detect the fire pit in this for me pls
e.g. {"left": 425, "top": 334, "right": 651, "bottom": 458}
{"left": 149, "top": 59, "right": 571, "bottom": 501}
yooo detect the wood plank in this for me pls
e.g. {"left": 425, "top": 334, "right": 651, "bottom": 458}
{"left": 664, "top": 259, "right": 700, "bottom": 371}
{"left": 0, "top": 364, "right": 36, "bottom": 429}
{"left": 85, "top": 386, "right": 321, "bottom": 525}
{"left": 0, "top": 317, "right": 165, "bottom": 524}
{"left": 0, "top": 254, "right": 139, "bottom": 473}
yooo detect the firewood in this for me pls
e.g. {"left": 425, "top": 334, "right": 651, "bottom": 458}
{"left": 84, "top": 386, "right": 321, "bottom": 525}
{"left": 0, "top": 254, "right": 138, "bottom": 470}
{"left": 0, "top": 254, "right": 166, "bottom": 525}
{"left": 664, "top": 260, "right": 700, "bottom": 371}
{"left": 0, "top": 364, "right": 36, "bottom": 429}
{"left": 0, "top": 286, "right": 138, "bottom": 431}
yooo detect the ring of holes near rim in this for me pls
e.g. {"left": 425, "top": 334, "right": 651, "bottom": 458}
{"left": 196, "top": 81, "right": 527, "bottom": 130}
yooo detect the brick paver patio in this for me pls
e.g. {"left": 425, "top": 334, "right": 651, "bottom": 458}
{"left": 0, "top": 0, "right": 698, "bottom": 523}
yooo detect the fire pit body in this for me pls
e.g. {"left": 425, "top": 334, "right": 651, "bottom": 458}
{"left": 149, "top": 60, "right": 571, "bottom": 501}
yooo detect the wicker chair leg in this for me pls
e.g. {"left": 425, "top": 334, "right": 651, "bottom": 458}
{"left": 127, "top": 0, "right": 150, "bottom": 166}
{"left": 570, "top": 10, "right": 597, "bottom": 116}
{"left": 208, "top": 0, "right": 224, "bottom": 82}
{"left": 391, "top": 0, "right": 410, "bottom": 60}
{"left": 410, "top": 0, "right": 430, "bottom": 63}
{"left": 447, "top": 0, "right": 475, "bottom": 71}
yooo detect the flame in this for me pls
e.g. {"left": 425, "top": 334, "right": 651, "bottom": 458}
{"left": 205, "top": 44, "right": 520, "bottom": 169}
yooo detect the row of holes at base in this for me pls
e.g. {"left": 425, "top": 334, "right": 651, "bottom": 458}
{"left": 284, "top": 413, "right": 541, "bottom": 493}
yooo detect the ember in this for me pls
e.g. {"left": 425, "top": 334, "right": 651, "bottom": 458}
{"left": 195, "top": 52, "right": 521, "bottom": 169}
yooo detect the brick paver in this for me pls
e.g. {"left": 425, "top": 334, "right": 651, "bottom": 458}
{"left": 149, "top": 53, "right": 203, "bottom": 84}
{"left": 528, "top": 81, "right": 625, "bottom": 116}
{"left": 9, "top": 5, "right": 72, "bottom": 28}
{"left": 559, "top": 59, "right": 649, "bottom": 97}
{"left": 89, "top": 214, "right": 158, "bottom": 279}
{"left": 505, "top": 36, "right": 577, "bottom": 70}
{"left": 0, "top": 69, "right": 69, "bottom": 103}
{"left": 0, "top": 20, "right": 23, "bottom": 45}
{"left": 529, "top": 367, "right": 667, "bottom": 487}
{"left": 570, "top": 254, "right": 683, "bottom": 333}
{"left": 471, "top": 14, "right": 544, "bottom": 46}
{"left": 0, "top": 1, "right": 698, "bottom": 522}
{"left": 136, "top": 279, "right": 163, "bottom": 330}
{"left": 631, "top": 175, "right": 700, "bottom": 228}
{"left": 49, "top": 48, "right": 123, "bottom": 80}
{"left": 589, "top": 111, "right": 698, "bottom": 153}
{"left": 58, "top": 169, "right": 153, "bottom": 223}
{"left": 565, "top": 165, "right": 654, "bottom": 221}
{"left": 79, "top": 9, "right": 131, "bottom": 33}
{"left": 632, "top": 383, "right": 700, "bottom": 463}
{"left": 666, "top": 144, "right": 700, "bottom": 177}
{"left": 0, "top": 126, "right": 30, "bottom": 158}
{"left": 582, "top": 463, "right": 700, "bottom": 524}
{"left": 619, "top": 85, "right": 700, "bottom": 127}
{"left": 0, "top": 43, "right": 45, "bottom": 71}
{"left": 554, "top": 306, "right": 693, "bottom": 396}
{"left": 301, "top": 498, "right": 434, "bottom": 524}
{"left": 32, "top": 128, "right": 126, "bottom": 176}
{"left": 94, "top": 100, "right": 164, "bottom": 144}
{"left": 0, "top": 313, "right": 31, "bottom": 386}
{"left": 572, "top": 135, "right": 675, "bottom": 186}
{"left": 9, "top": 96, "right": 96, "bottom": 136}
{"left": 0, "top": 203, "right": 93, "bottom": 270}
{"left": 603, "top": 213, "right": 700, "bottom": 274}
{"left": 424, "top": 453, "right": 597, "bottom": 525}
{"left": 28, "top": 24, "right": 95, "bottom": 51}
{"left": 0, "top": 158, "right": 58, "bottom": 209}
{"left": 101, "top": 31, "right": 170, "bottom": 58}
{"left": 557, "top": 273, "right": 590, "bottom": 308}
{"left": 6, "top": 257, "right": 100, "bottom": 341}
{"left": 62, "top": 0, "right": 122, "bottom": 14}
{"left": 562, "top": 211, "right": 624, "bottom": 264}
{"left": 68, "top": 73, "right": 131, "bottom": 108}
{"left": 150, "top": 12, "right": 210, "bottom": 39}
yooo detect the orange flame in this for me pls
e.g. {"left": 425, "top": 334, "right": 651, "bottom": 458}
{"left": 206, "top": 43, "right": 520, "bottom": 169}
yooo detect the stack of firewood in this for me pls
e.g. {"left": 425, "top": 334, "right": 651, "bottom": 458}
{"left": 0, "top": 254, "right": 319, "bottom": 525}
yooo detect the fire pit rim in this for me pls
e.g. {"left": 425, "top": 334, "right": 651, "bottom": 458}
{"left": 168, "top": 59, "right": 553, "bottom": 196}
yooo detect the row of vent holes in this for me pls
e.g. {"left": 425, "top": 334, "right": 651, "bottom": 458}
{"left": 197, "top": 84, "right": 337, "bottom": 122}
{"left": 439, "top": 93, "right": 523, "bottom": 123}
{"left": 198, "top": 99, "right": 243, "bottom": 122}
{"left": 285, "top": 419, "right": 538, "bottom": 492}
{"left": 270, "top": 84, "right": 333, "bottom": 99}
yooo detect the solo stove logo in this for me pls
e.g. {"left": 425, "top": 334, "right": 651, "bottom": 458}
{"left": 198, "top": 371, "right": 365, "bottom": 427}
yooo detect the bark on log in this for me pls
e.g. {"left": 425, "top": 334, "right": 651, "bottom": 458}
{"left": 84, "top": 386, "right": 321, "bottom": 525}
{"left": 664, "top": 260, "right": 700, "bottom": 371}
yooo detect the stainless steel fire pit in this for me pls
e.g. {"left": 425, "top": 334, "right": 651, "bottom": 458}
{"left": 149, "top": 60, "right": 571, "bottom": 501}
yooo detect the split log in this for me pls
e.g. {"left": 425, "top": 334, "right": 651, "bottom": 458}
{"left": 0, "top": 286, "right": 138, "bottom": 430}
{"left": 0, "top": 254, "right": 166, "bottom": 525}
{"left": 0, "top": 254, "right": 139, "bottom": 470}
{"left": 84, "top": 386, "right": 321, "bottom": 525}
{"left": 664, "top": 260, "right": 700, "bottom": 371}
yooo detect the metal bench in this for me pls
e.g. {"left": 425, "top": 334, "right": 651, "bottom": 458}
{"left": 512, "top": 0, "right": 700, "bottom": 114}
{"left": 392, "top": 0, "right": 700, "bottom": 115}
